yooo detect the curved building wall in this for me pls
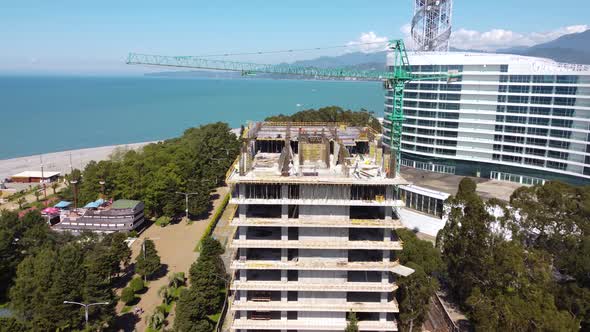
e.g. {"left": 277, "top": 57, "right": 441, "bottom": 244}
{"left": 383, "top": 52, "right": 590, "bottom": 185}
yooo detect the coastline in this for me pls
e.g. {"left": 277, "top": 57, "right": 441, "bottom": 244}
{"left": 0, "top": 141, "right": 156, "bottom": 181}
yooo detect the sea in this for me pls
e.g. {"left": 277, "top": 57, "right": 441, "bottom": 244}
{"left": 0, "top": 76, "right": 383, "bottom": 160}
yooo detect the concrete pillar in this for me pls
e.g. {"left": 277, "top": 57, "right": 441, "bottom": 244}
{"left": 239, "top": 248, "right": 247, "bottom": 260}
{"left": 238, "top": 205, "right": 247, "bottom": 222}
{"left": 281, "top": 227, "right": 288, "bottom": 241}
{"left": 385, "top": 206, "right": 392, "bottom": 221}
{"left": 384, "top": 228, "right": 391, "bottom": 242}
{"left": 240, "top": 269, "right": 246, "bottom": 281}
{"left": 281, "top": 290, "right": 287, "bottom": 303}
{"left": 281, "top": 185, "right": 289, "bottom": 221}
{"left": 281, "top": 270, "right": 287, "bottom": 282}
{"left": 382, "top": 271, "right": 388, "bottom": 284}
{"left": 383, "top": 250, "right": 390, "bottom": 263}
{"left": 239, "top": 226, "right": 247, "bottom": 240}
{"left": 381, "top": 291, "right": 387, "bottom": 303}
{"left": 281, "top": 248, "right": 288, "bottom": 263}
{"left": 281, "top": 311, "right": 287, "bottom": 321}
{"left": 380, "top": 312, "right": 386, "bottom": 322}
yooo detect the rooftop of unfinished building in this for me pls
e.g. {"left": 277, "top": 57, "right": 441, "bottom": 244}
{"left": 226, "top": 122, "right": 408, "bottom": 185}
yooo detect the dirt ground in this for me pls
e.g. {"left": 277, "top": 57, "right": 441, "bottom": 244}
{"left": 114, "top": 186, "right": 228, "bottom": 331}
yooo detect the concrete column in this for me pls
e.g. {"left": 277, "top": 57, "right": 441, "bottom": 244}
{"left": 281, "top": 248, "right": 288, "bottom": 263}
{"left": 380, "top": 312, "right": 386, "bottom": 322}
{"left": 239, "top": 248, "right": 247, "bottom": 260}
{"left": 385, "top": 206, "right": 392, "bottom": 221}
{"left": 383, "top": 250, "right": 390, "bottom": 263}
{"left": 281, "top": 270, "right": 287, "bottom": 282}
{"left": 281, "top": 311, "right": 287, "bottom": 321}
{"left": 282, "top": 227, "right": 288, "bottom": 241}
{"left": 281, "top": 185, "right": 289, "bottom": 221}
{"left": 381, "top": 291, "right": 387, "bottom": 303}
{"left": 238, "top": 205, "right": 247, "bottom": 222}
{"left": 240, "top": 269, "right": 247, "bottom": 281}
{"left": 386, "top": 185, "right": 394, "bottom": 201}
{"left": 281, "top": 290, "right": 287, "bottom": 303}
{"left": 382, "top": 271, "right": 388, "bottom": 284}
{"left": 384, "top": 228, "right": 391, "bottom": 242}
{"left": 239, "top": 226, "right": 247, "bottom": 240}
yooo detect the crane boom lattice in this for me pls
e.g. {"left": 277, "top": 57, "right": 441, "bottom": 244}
{"left": 126, "top": 39, "right": 458, "bottom": 176}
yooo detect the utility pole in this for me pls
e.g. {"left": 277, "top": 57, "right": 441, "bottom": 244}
{"left": 71, "top": 179, "right": 78, "bottom": 209}
{"left": 63, "top": 300, "right": 109, "bottom": 328}
{"left": 40, "top": 155, "right": 47, "bottom": 200}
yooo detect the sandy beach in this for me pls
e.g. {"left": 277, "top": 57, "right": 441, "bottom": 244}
{"left": 0, "top": 142, "right": 156, "bottom": 182}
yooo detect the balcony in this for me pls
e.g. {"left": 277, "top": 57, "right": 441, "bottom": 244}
{"left": 230, "top": 239, "right": 403, "bottom": 250}
{"left": 231, "top": 280, "right": 398, "bottom": 292}
{"left": 231, "top": 299, "right": 400, "bottom": 313}
{"left": 230, "top": 197, "right": 405, "bottom": 207}
{"left": 231, "top": 319, "right": 398, "bottom": 331}
{"left": 231, "top": 259, "right": 402, "bottom": 272}
{"left": 231, "top": 217, "right": 404, "bottom": 229}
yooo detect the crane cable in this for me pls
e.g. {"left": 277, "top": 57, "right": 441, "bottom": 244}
{"left": 192, "top": 40, "right": 390, "bottom": 58}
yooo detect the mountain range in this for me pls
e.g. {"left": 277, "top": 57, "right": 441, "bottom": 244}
{"left": 291, "top": 29, "right": 590, "bottom": 69}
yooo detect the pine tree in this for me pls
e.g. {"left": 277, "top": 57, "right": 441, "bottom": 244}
{"left": 345, "top": 311, "right": 359, "bottom": 332}
{"left": 135, "top": 239, "right": 161, "bottom": 280}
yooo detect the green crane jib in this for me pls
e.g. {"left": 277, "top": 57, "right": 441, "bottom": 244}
{"left": 127, "top": 39, "right": 459, "bottom": 177}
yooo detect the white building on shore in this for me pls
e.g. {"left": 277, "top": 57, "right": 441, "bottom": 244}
{"left": 384, "top": 52, "right": 590, "bottom": 186}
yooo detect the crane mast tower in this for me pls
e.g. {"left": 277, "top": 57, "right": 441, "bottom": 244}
{"left": 411, "top": 0, "right": 453, "bottom": 51}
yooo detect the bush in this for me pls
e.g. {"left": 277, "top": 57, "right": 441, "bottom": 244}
{"left": 130, "top": 277, "right": 145, "bottom": 293}
{"left": 155, "top": 216, "right": 171, "bottom": 227}
{"left": 121, "top": 287, "right": 135, "bottom": 305}
{"left": 128, "top": 230, "right": 138, "bottom": 238}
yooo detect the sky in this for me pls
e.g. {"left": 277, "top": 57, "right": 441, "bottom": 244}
{"left": 0, "top": 0, "right": 589, "bottom": 75}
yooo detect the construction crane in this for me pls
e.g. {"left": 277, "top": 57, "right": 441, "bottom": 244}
{"left": 127, "top": 39, "right": 458, "bottom": 176}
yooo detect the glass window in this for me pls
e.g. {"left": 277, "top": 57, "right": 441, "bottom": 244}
{"left": 554, "top": 97, "right": 576, "bottom": 106}
{"left": 503, "top": 145, "right": 523, "bottom": 153}
{"left": 438, "top": 121, "right": 458, "bottom": 128}
{"left": 525, "top": 158, "right": 545, "bottom": 167}
{"left": 527, "top": 127, "right": 548, "bottom": 136}
{"left": 548, "top": 140, "right": 570, "bottom": 149}
{"left": 496, "top": 115, "right": 505, "bottom": 122}
{"left": 533, "top": 75, "right": 555, "bottom": 83}
{"left": 525, "top": 148, "right": 546, "bottom": 156}
{"left": 418, "top": 101, "right": 437, "bottom": 109}
{"left": 417, "top": 119, "right": 436, "bottom": 127}
{"left": 529, "top": 117, "right": 550, "bottom": 126}
{"left": 526, "top": 138, "right": 547, "bottom": 146}
{"left": 506, "top": 115, "right": 526, "bottom": 124}
{"left": 504, "top": 136, "right": 524, "bottom": 144}
{"left": 496, "top": 105, "right": 506, "bottom": 113}
{"left": 552, "top": 108, "right": 574, "bottom": 117}
{"left": 498, "top": 95, "right": 507, "bottom": 103}
{"left": 500, "top": 75, "right": 508, "bottom": 83}
{"left": 507, "top": 106, "right": 528, "bottom": 114}
{"left": 509, "top": 75, "right": 531, "bottom": 83}
{"left": 529, "top": 107, "right": 551, "bottom": 115}
{"left": 508, "top": 95, "right": 529, "bottom": 104}
{"left": 556, "top": 75, "right": 578, "bottom": 84}
{"left": 418, "top": 110, "right": 437, "bottom": 118}
{"left": 555, "top": 86, "right": 577, "bottom": 95}
{"left": 531, "top": 96, "right": 552, "bottom": 105}
{"left": 547, "top": 161, "right": 568, "bottom": 170}
{"left": 550, "top": 129, "right": 572, "bottom": 139}
{"left": 548, "top": 150, "right": 569, "bottom": 160}
{"left": 532, "top": 86, "right": 553, "bottom": 94}
{"left": 502, "top": 155, "right": 522, "bottom": 163}
{"left": 505, "top": 126, "right": 525, "bottom": 134}
{"left": 509, "top": 85, "right": 530, "bottom": 93}
{"left": 498, "top": 85, "right": 508, "bottom": 93}
{"left": 500, "top": 64, "right": 509, "bottom": 72}
{"left": 551, "top": 119, "right": 573, "bottom": 128}
{"left": 420, "top": 83, "right": 438, "bottom": 90}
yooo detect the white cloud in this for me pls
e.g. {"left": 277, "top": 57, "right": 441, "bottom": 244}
{"left": 347, "top": 32, "right": 389, "bottom": 53}
{"left": 450, "top": 25, "right": 588, "bottom": 51}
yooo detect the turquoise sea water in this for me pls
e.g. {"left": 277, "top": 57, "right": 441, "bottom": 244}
{"left": 0, "top": 76, "right": 383, "bottom": 159}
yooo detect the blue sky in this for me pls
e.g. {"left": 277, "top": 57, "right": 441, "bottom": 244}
{"left": 0, "top": 0, "right": 589, "bottom": 75}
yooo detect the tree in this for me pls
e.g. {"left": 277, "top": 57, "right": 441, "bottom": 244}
{"left": 168, "top": 272, "right": 186, "bottom": 289}
{"left": 147, "top": 308, "right": 166, "bottom": 330}
{"left": 456, "top": 177, "right": 477, "bottom": 201}
{"left": 173, "top": 288, "right": 213, "bottom": 332}
{"left": 135, "top": 239, "right": 161, "bottom": 280}
{"left": 121, "top": 287, "right": 135, "bottom": 305}
{"left": 345, "top": 311, "right": 359, "bottom": 332}
{"left": 398, "top": 263, "right": 438, "bottom": 332}
{"left": 50, "top": 182, "right": 59, "bottom": 195}
{"left": 158, "top": 285, "right": 173, "bottom": 305}
{"left": 130, "top": 277, "right": 145, "bottom": 293}
{"left": 16, "top": 197, "right": 26, "bottom": 209}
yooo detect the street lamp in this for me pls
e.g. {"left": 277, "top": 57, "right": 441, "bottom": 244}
{"left": 63, "top": 300, "right": 109, "bottom": 328}
{"left": 175, "top": 191, "right": 199, "bottom": 221}
{"left": 99, "top": 180, "right": 106, "bottom": 198}
{"left": 70, "top": 180, "right": 78, "bottom": 209}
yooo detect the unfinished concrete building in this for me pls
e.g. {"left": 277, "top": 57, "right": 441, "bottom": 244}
{"left": 227, "top": 122, "right": 415, "bottom": 331}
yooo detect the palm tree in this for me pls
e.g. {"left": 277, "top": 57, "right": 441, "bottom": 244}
{"left": 147, "top": 310, "right": 165, "bottom": 330}
{"left": 168, "top": 272, "right": 185, "bottom": 289}
{"left": 158, "top": 285, "right": 173, "bottom": 305}
{"left": 17, "top": 197, "right": 26, "bottom": 209}
{"left": 50, "top": 182, "right": 59, "bottom": 195}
